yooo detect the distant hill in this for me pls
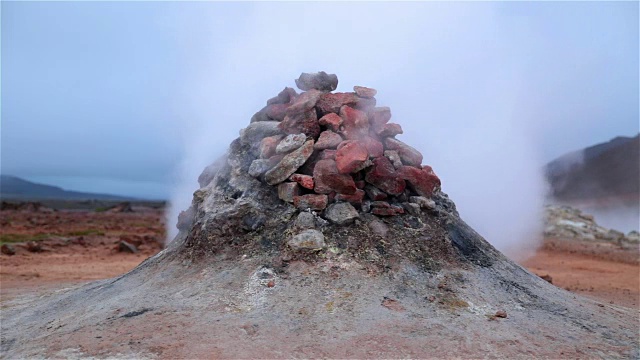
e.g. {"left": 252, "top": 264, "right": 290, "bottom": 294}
{"left": 0, "top": 175, "right": 131, "bottom": 200}
{"left": 545, "top": 134, "right": 639, "bottom": 232}
{"left": 545, "top": 134, "right": 639, "bottom": 203}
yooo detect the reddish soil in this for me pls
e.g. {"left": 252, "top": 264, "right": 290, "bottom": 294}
{"left": 521, "top": 237, "right": 639, "bottom": 309}
{"left": 1, "top": 208, "right": 638, "bottom": 310}
{"left": 0, "top": 207, "right": 164, "bottom": 301}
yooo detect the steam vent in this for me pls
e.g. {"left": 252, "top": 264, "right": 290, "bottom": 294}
{"left": 1, "top": 73, "right": 637, "bottom": 359}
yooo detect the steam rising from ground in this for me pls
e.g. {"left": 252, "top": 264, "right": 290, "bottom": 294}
{"left": 166, "top": 2, "right": 628, "bottom": 260}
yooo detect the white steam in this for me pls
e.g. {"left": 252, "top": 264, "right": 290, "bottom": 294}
{"left": 165, "top": 3, "right": 607, "bottom": 260}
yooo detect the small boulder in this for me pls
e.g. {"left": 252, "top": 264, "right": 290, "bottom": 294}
{"left": 278, "top": 182, "right": 300, "bottom": 203}
{"left": 26, "top": 241, "right": 43, "bottom": 253}
{"left": 353, "top": 86, "right": 377, "bottom": 98}
{"left": 397, "top": 166, "right": 441, "bottom": 198}
{"left": 287, "top": 229, "right": 326, "bottom": 250}
{"left": 339, "top": 106, "right": 369, "bottom": 140}
{"left": 259, "top": 135, "right": 282, "bottom": 159}
{"left": 376, "top": 123, "right": 403, "bottom": 138}
{"left": 402, "top": 202, "right": 421, "bottom": 216}
{"left": 313, "top": 159, "right": 357, "bottom": 195}
{"left": 265, "top": 103, "right": 289, "bottom": 121}
{"left": 314, "top": 130, "right": 343, "bottom": 150}
{"left": 316, "top": 92, "right": 360, "bottom": 115}
{"left": 364, "top": 184, "right": 388, "bottom": 201}
{"left": 295, "top": 71, "right": 338, "bottom": 92}
{"left": 335, "top": 189, "right": 365, "bottom": 205}
{"left": 248, "top": 159, "right": 276, "bottom": 177}
{"left": 364, "top": 157, "right": 406, "bottom": 195}
{"left": 240, "top": 121, "right": 282, "bottom": 145}
{"left": 384, "top": 138, "right": 423, "bottom": 167}
{"left": 265, "top": 140, "right": 315, "bottom": 185}
{"left": 294, "top": 212, "right": 316, "bottom": 230}
{"left": 267, "top": 87, "right": 297, "bottom": 105}
{"left": 318, "top": 113, "right": 343, "bottom": 132}
{"left": 289, "top": 174, "right": 314, "bottom": 190}
{"left": 324, "top": 202, "right": 360, "bottom": 225}
{"left": 118, "top": 240, "right": 138, "bottom": 254}
{"left": 409, "top": 196, "right": 436, "bottom": 210}
{"left": 276, "top": 133, "right": 307, "bottom": 154}
{"left": 335, "top": 141, "right": 369, "bottom": 174}
{"left": 294, "top": 194, "right": 329, "bottom": 211}
{"left": 1, "top": 244, "right": 16, "bottom": 256}
{"left": 384, "top": 150, "right": 404, "bottom": 169}
{"left": 368, "top": 107, "right": 391, "bottom": 129}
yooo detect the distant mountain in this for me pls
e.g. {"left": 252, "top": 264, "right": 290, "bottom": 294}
{"left": 545, "top": 134, "right": 639, "bottom": 202}
{"left": 0, "top": 175, "right": 131, "bottom": 200}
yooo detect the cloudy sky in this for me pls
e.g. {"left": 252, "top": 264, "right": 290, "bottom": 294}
{"left": 2, "top": 2, "right": 638, "bottom": 251}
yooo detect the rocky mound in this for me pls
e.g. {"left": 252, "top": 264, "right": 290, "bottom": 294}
{"left": 1, "top": 72, "right": 637, "bottom": 359}
{"left": 544, "top": 205, "right": 639, "bottom": 244}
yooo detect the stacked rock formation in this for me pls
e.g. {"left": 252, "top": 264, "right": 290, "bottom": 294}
{"left": 244, "top": 71, "right": 441, "bottom": 223}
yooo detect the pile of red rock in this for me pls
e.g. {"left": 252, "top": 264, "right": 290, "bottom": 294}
{"left": 244, "top": 71, "right": 440, "bottom": 222}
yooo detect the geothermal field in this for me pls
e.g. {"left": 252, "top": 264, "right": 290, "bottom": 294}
{"left": 1, "top": 73, "right": 638, "bottom": 358}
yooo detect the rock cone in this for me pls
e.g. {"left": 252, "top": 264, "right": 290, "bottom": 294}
{"left": 1, "top": 72, "right": 637, "bottom": 359}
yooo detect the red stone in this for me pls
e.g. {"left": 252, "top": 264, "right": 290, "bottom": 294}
{"left": 335, "top": 189, "right": 365, "bottom": 204}
{"left": 319, "top": 149, "right": 337, "bottom": 160}
{"left": 339, "top": 106, "right": 369, "bottom": 140}
{"left": 353, "top": 86, "right": 377, "bottom": 98}
{"left": 369, "top": 107, "right": 391, "bottom": 129}
{"left": 396, "top": 165, "right": 441, "bottom": 198}
{"left": 384, "top": 138, "right": 423, "bottom": 167}
{"left": 289, "top": 173, "right": 314, "bottom": 190}
{"left": 376, "top": 123, "right": 403, "bottom": 138}
{"left": 335, "top": 141, "right": 369, "bottom": 174}
{"left": 259, "top": 135, "right": 280, "bottom": 159}
{"left": 371, "top": 207, "right": 404, "bottom": 216}
{"left": 286, "top": 90, "right": 321, "bottom": 116}
{"left": 265, "top": 103, "right": 289, "bottom": 121}
{"left": 279, "top": 108, "right": 320, "bottom": 138}
{"left": 361, "top": 136, "right": 384, "bottom": 158}
{"left": 314, "top": 130, "right": 343, "bottom": 150}
{"left": 294, "top": 194, "right": 328, "bottom": 211}
{"left": 318, "top": 113, "right": 343, "bottom": 132}
{"left": 364, "top": 157, "right": 406, "bottom": 195}
{"left": 313, "top": 159, "right": 357, "bottom": 195}
{"left": 355, "top": 180, "right": 366, "bottom": 189}
{"left": 316, "top": 92, "right": 359, "bottom": 115}
{"left": 278, "top": 182, "right": 300, "bottom": 203}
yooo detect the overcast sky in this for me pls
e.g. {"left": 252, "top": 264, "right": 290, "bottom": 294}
{"left": 2, "top": 1, "right": 638, "bottom": 204}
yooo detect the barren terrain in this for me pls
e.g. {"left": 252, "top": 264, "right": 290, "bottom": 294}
{"left": 1, "top": 207, "right": 637, "bottom": 310}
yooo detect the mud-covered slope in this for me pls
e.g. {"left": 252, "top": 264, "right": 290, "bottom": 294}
{"left": 1, "top": 74, "right": 637, "bottom": 359}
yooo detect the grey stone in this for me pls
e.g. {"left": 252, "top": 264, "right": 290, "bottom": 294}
{"left": 248, "top": 159, "right": 274, "bottom": 177}
{"left": 294, "top": 211, "right": 316, "bottom": 230}
{"left": 384, "top": 150, "right": 403, "bottom": 169}
{"left": 362, "top": 200, "right": 371, "bottom": 213}
{"left": 240, "top": 121, "right": 282, "bottom": 145}
{"left": 409, "top": 196, "right": 436, "bottom": 210}
{"left": 278, "top": 182, "right": 300, "bottom": 203}
{"left": 295, "top": 71, "right": 338, "bottom": 92}
{"left": 118, "top": 241, "right": 138, "bottom": 254}
{"left": 287, "top": 229, "right": 326, "bottom": 250}
{"left": 250, "top": 105, "right": 271, "bottom": 123}
{"left": 402, "top": 202, "right": 422, "bottom": 216}
{"left": 367, "top": 218, "right": 388, "bottom": 237}
{"left": 324, "top": 202, "right": 359, "bottom": 225}
{"left": 265, "top": 140, "right": 315, "bottom": 185}
{"left": 276, "top": 133, "right": 307, "bottom": 154}
{"left": 1, "top": 244, "right": 16, "bottom": 256}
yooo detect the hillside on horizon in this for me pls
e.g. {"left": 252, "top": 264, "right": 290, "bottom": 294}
{"left": 545, "top": 134, "right": 639, "bottom": 203}
{"left": 0, "top": 175, "right": 133, "bottom": 201}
